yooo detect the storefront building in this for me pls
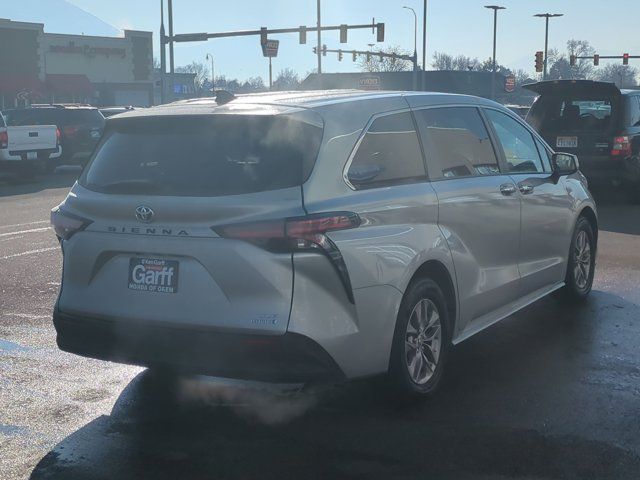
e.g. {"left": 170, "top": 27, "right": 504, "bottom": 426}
{"left": 0, "top": 18, "right": 153, "bottom": 108}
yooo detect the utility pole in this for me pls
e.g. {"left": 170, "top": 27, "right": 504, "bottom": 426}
{"left": 485, "top": 6, "right": 505, "bottom": 101}
{"left": 167, "top": 0, "right": 175, "bottom": 100}
{"left": 534, "top": 13, "right": 563, "bottom": 80}
{"left": 269, "top": 57, "right": 273, "bottom": 89}
{"left": 317, "top": 0, "right": 322, "bottom": 75}
{"left": 159, "top": 0, "right": 166, "bottom": 104}
{"left": 206, "top": 53, "right": 215, "bottom": 92}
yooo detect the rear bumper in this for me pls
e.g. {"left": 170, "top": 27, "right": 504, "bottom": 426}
{"left": 580, "top": 155, "right": 640, "bottom": 185}
{"left": 0, "top": 145, "right": 61, "bottom": 162}
{"left": 53, "top": 308, "right": 345, "bottom": 383}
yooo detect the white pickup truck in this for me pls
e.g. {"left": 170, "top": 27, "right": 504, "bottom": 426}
{"left": 0, "top": 110, "right": 62, "bottom": 179}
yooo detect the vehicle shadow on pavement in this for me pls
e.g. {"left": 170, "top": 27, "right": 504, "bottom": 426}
{"left": 0, "top": 172, "right": 78, "bottom": 198}
{"left": 30, "top": 291, "right": 640, "bottom": 480}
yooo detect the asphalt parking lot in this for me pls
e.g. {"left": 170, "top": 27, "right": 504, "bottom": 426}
{"left": 1, "top": 172, "right": 639, "bottom": 479}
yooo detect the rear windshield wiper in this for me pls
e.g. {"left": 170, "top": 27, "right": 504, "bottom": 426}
{"left": 88, "top": 179, "right": 164, "bottom": 194}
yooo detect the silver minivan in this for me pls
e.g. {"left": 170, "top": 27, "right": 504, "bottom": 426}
{"left": 51, "top": 91, "right": 597, "bottom": 396}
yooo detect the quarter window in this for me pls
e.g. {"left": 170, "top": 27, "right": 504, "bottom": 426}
{"left": 347, "top": 112, "right": 425, "bottom": 189}
{"left": 414, "top": 107, "right": 499, "bottom": 179}
{"left": 485, "top": 109, "right": 545, "bottom": 174}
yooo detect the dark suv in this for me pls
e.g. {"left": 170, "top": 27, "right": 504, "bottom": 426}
{"left": 525, "top": 80, "right": 640, "bottom": 200}
{"left": 4, "top": 105, "right": 105, "bottom": 170}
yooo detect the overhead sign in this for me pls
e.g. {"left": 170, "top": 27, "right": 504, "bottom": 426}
{"left": 359, "top": 76, "right": 381, "bottom": 91}
{"left": 504, "top": 75, "right": 516, "bottom": 93}
{"left": 262, "top": 39, "right": 280, "bottom": 58}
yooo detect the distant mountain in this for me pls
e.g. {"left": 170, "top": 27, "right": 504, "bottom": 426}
{"left": 3, "top": 0, "right": 120, "bottom": 37}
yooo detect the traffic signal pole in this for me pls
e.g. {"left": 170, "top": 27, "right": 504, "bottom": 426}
{"left": 317, "top": 0, "right": 322, "bottom": 74}
{"left": 543, "top": 15, "right": 549, "bottom": 80}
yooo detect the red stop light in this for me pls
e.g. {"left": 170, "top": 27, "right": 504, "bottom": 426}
{"left": 623, "top": 53, "right": 629, "bottom": 65}
{"left": 535, "top": 51, "right": 544, "bottom": 73}
{"left": 594, "top": 54, "right": 599, "bottom": 66}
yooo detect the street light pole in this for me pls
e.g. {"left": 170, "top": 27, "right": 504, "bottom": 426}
{"left": 159, "top": 0, "right": 166, "bottom": 104}
{"left": 422, "top": 0, "right": 427, "bottom": 71}
{"left": 485, "top": 6, "right": 505, "bottom": 101}
{"left": 317, "top": 0, "right": 322, "bottom": 75}
{"left": 205, "top": 53, "right": 215, "bottom": 92}
{"left": 534, "top": 13, "right": 564, "bottom": 80}
{"left": 402, "top": 6, "right": 418, "bottom": 71}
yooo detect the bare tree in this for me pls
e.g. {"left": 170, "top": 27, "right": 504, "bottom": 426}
{"left": 595, "top": 64, "right": 639, "bottom": 88}
{"left": 358, "top": 46, "right": 413, "bottom": 73}
{"left": 272, "top": 68, "right": 300, "bottom": 91}
{"left": 432, "top": 52, "right": 480, "bottom": 71}
{"left": 547, "top": 40, "right": 596, "bottom": 80}
{"left": 176, "top": 61, "right": 210, "bottom": 90}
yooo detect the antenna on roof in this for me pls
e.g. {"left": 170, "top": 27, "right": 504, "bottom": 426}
{"left": 214, "top": 90, "right": 236, "bottom": 106}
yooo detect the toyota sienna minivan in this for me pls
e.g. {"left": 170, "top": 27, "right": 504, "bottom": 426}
{"left": 51, "top": 90, "right": 598, "bottom": 396}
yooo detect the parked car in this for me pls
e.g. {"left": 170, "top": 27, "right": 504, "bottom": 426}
{"left": 99, "top": 106, "right": 135, "bottom": 118}
{"left": 0, "top": 110, "right": 61, "bottom": 179}
{"left": 525, "top": 80, "right": 640, "bottom": 201}
{"left": 4, "top": 104, "right": 105, "bottom": 171}
{"left": 51, "top": 91, "right": 598, "bottom": 397}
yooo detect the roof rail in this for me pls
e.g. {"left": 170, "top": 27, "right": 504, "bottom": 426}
{"left": 30, "top": 103, "right": 94, "bottom": 108}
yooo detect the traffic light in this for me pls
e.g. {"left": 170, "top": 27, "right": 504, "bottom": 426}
{"left": 338, "top": 50, "right": 343, "bottom": 61}
{"left": 322, "top": 44, "right": 327, "bottom": 57}
{"left": 593, "top": 54, "right": 599, "bottom": 66}
{"left": 340, "top": 24, "right": 348, "bottom": 43}
{"left": 623, "top": 53, "right": 629, "bottom": 65}
{"left": 352, "top": 51, "right": 357, "bottom": 62}
{"left": 299, "top": 26, "right": 306, "bottom": 44}
{"left": 260, "top": 27, "right": 267, "bottom": 45}
{"left": 570, "top": 54, "right": 576, "bottom": 67}
{"left": 376, "top": 23, "right": 385, "bottom": 42}
{"left": 535, "top": 51, "right": 544, "bottom": 73}
{"left": 312, "top": 46, "right": 317, "bottom": 54}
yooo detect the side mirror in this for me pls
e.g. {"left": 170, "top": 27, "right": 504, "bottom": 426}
{"left": 552, "top": 152, "right": 579, "bottom": 176}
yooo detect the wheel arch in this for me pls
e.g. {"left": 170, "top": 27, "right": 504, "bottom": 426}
{"left": 407, "top": 260, "right": 458, "bottom": 338}
{"left": 578, "top": 205, "right": 598, "bottom": 249}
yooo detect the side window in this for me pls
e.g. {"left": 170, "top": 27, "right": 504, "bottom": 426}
{"left": 347, "top": 112, "right": 425, "bottom": 189}
{"left": 534, "top": 137, "right": 552, "bottom": 172}
{"left": 414, "top": 107, "right": 499, "bottom": 179}
{"left": 485, "top": 109, "right": 545, "bottom": 174}
{"left": 628, "top": 96, "right": 640, "bottom": 127}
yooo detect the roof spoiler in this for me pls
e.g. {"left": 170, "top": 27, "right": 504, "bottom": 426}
{"left": 522, "top": 80, "right": 621, "bottom": 96}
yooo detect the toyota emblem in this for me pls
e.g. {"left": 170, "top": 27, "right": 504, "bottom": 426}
{"left": 135, "top": 205, "right": 155, "bottom": 223}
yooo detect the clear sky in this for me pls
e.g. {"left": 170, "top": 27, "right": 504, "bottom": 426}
{"left": 66, "top": 0, "right": 640, "bottom": 82}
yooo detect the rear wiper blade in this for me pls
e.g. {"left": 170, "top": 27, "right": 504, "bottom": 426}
{"left": 90, "top": 179, "right": 164, "bottom": 193}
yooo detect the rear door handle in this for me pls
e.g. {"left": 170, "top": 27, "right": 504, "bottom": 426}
{"left": 500, "top": 183, "right": 517, "bottom": 196}
{"left": 518, "top": 183, "right": 534, "bottom": 195}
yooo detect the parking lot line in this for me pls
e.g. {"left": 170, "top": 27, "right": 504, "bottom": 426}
{"left": 0, "top": 227, "right": 51, "bottom": 238}
{"left": 0, "top": 247, "right": 58, "bottom": 261}
{"left": 0, "top": 220, "right": 49, "bottom": 230}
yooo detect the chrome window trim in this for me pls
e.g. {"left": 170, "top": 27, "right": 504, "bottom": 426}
{"left": 410, "top": 104, "right": 505, "bottom": 182}
{"left": 342, "top": 108, "right": 419, "bottom": 191}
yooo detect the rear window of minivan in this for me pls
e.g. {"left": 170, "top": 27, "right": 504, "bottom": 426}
{"left": 80, "top": 112, "right": 324, "bottom": 197}
{"left": 528, "top": 95, "right": 619, "bottom": 133}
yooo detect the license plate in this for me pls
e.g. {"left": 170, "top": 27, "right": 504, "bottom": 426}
{"left": 556, "top": 136, "right": 578, "bottom": 148}
{"left": 27, "top": 151, "right": 37, "bottom": 160}
{"left": 128, "top": 257, "right": 179, "bottom": 294}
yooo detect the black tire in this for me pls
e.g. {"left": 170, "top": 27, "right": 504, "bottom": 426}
{"left": 556, "top": 216, "right": 596, "bottom": 302}
{"left": 388, "top": 277, "right": 452, "bottom": 397}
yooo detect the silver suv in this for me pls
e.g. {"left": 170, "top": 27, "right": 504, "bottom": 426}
{"left": 51, "top": 91, "right": 597, "bottom": 396}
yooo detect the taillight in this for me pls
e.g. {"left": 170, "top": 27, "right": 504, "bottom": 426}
{"left": 56, "top": 127, "right": 61, "bottom": 145}
{"left": 0, "top": 129, "right": 7, "bottom": 149}
{"left": 50, "top": 206, "right": 92, "bottom": 241}
{"left": 63, "top": 126, "right": 78, "bottom": 138}
{"left": 215, "top": 212, "right": 361, "bottom": 302}
{"left": 611, "top": 136, "right": 632, "bottom": 157}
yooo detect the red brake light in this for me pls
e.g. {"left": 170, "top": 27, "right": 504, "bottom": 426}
{"left": 63, "top": 126, "right": 78, "bottom": 138}
{"left": 0, "top": 129, "right": 7, "bottom": 149}
{"left": 56, "top": 127, "right": 61, "bottom": 144}
{"left": 611, "top": 136, "right": 631, "bottom": 157}
{"left": 214, "top": 212, "right": 361, "bottom": 303}
{"left": 50, "top": 206, "right": 92, "bottom": 241}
